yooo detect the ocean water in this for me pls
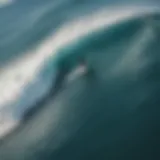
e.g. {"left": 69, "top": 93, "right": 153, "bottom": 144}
{"left": 0, "top": 0, "right": 160, "bottom": 160}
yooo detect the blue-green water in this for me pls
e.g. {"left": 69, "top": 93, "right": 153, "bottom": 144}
{"left": 0, "top": 0, "right": 160, "bottom": 160}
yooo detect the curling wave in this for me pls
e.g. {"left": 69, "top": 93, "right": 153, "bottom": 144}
{"left": 0, "top": 3, "right": 160, "bottom": 160}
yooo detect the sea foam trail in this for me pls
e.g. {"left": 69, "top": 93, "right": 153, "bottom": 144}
{"left": 0, "top": 6, "right": 159, "bottom": 138}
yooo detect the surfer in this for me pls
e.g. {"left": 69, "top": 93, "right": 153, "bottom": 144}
{"left": 22, "top": 57, "right": 93, "bottom": 121}
{"left": 78, "top": 57, "right": 94, "bottom": 76}
{"left": 49, "top": 57, "right": 91, "bottom": 96}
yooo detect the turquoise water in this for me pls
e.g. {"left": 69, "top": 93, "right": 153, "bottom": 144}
{"left": 0, "top": 0, "right": 160, "bottom": 160}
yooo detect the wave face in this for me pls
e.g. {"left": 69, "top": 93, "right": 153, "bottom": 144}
{"left": 0, "top": 0, "right": 160, "bottom": 160}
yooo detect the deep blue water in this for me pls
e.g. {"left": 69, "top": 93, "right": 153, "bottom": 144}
{"left": 0, "top": 0, "right": 160, "bottom": 160}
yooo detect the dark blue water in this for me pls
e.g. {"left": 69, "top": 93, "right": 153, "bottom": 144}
{"left": 0, "top": 0, "right": 160, "bottom": 160}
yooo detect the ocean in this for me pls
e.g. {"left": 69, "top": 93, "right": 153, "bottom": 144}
{"left": 0, "top": 0, "right": 160, "bottom": 159}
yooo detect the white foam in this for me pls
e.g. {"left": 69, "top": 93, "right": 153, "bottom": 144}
{"left": 0, "top": 111, "right": 19, "bottom": 138}
{"left": 0, "top": 6, "right": 158, "bottom": 138}
{"left": 0, "top": 0, "right": 14, "bottom": 7}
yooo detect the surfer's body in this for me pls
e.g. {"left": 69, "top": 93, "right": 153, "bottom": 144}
{"left": 49, "top": 57, "right": 89, "bottom": 96}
